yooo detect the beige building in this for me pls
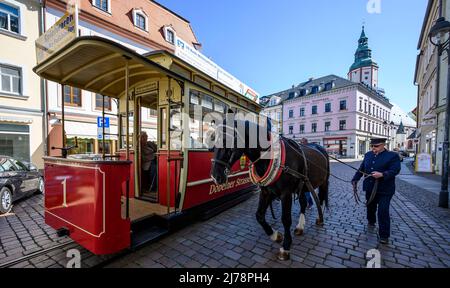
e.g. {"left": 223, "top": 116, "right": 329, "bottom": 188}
{"left": 44, "top": 0, "right": 200, "bottom": 157}
{"left": 415, "top": 0, "right": 450, "bottom": 174}
{"left": 0, "top": 0, "right": 45, "bottom": 168}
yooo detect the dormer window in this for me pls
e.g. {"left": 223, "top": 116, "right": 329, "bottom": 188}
{"left": 133, "top": 9, "right": 148, "bottom": 32}
{"left": 92, "top": 0, "right": 111, "bottom": 13}
{"left": 163, "top": 26, "right": 176, "bottom": 44}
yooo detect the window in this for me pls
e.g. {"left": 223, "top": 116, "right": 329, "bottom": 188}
{"left": 288, "top": 92, "right": 295, "bottom": 99}
{"left": 312, "top": 105, "right": 317, "bottom": 115}
{"left": 299, "top": 124, "right": 305, "bottom": 134}
{"left": 325, "top": 122, "right": 331, "bottom": 132}
{"left": 311, "top": 86, "right": 319, "bottom": 94}
{"left": 311, "top": 123, "right": 317, "bottom": 133}
{"left": 289, "top": 126, "right": 293, "bottom": 135}
{"left": 339, "top": 120, "right": 346, "bottom": 131}
{"left": 289, "top": 110, "right": 293, "bottom": 118}
{"left": 64, "top": 86, "right": 81, "bottom": 106}
{"left": 359, "top": 100, "right": 362, "bottom": 111}
{"left": 0, "top": 124, "right": 30, "bottom": 162}
{"left": 95, "top": 94, "right": 111, "bottom": 111}
{"left": 166, "top": 29, "right": 175, "bottom": 44}
{"left": 136, "top": 13, "right": 146, "bottom": 30}
{"left": 94, "top": 0, "right": 109, "bottom": 12}
{"left": 189, "top": 89, "right": 227, "bottom": 150}
{"left": 0, "top": 65, "right": 21, "bottom": 95}
{"left": 340, "top": 100, "right": 347, "bottom": 110}
{"left": 0, "top": 2, "right": 19, "bottom": 34}
{"left": 299, "top": 107, "right": 305, "bottom": 117}
{"left": 325, "top": 103, "right": 331, "bottom": 113}
{"left": 364, "top": 102, "right": 367, "bottom": 113}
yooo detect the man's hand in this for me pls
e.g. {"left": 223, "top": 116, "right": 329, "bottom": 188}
{"left": 371, "top": 171, "right": 384, "bottom": 179}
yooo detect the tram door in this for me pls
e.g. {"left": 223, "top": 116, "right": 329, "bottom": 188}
{"left": 133, "top": 84, "right": 159, "bottom": 201}
{"left": 156, "top": 78, "right": 184, "bottom": 213}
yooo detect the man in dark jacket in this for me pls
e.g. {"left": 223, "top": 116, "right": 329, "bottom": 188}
{"left": 352, "top": 138, "right": 401, "bottom": 244}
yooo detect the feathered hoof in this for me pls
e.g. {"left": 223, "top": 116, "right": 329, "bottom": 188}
{"left": 275, "top": 232, "right": 283, "bottom": 243}
{"left": 315, "top": 218, "right": 324, "bottom": 226}
{"left": 294, "top": 228, "right": 304, "bottom": 236}
{"left": 277, "top": 248, "right": 290, "bottom": 261}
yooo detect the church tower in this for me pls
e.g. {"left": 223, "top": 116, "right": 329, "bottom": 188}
{"left": 348, "top": 26, "right": 379, "bottom": 89}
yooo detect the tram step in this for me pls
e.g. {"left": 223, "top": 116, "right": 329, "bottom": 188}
{"left": 130, "top": 225, "right": 169, "bottom": 250}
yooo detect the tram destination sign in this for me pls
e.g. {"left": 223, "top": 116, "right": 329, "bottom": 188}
{"left": 35, "top": 5, "right": 78, "bottom": 65}
{"left": 175, "top": 37, "right": 259, "bottom": 102}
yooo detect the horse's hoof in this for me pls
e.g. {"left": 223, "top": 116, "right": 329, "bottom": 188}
{"left": 294, "top": 228, "right": 303, "bottom": 236}
{"left": 277, "top": 249, "right": 290, "bottom": 261}
{"left": 315, "top": 219, "right": 324, "bottom": 226}
{"left": 275, "top": 232, "right": 283, "bottom": 243}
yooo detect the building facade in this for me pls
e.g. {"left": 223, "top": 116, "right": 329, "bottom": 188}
{"left": 415, "top": 0, "right": 450, "bottom": 175}
{"left": 281, "top": 75, "right": 392, "bottom": 158}
{"left": 44, "top": 0, "right": 200, "bottom": 157}
{"left": 389, "top": 103, "right": 417, "bottom": 154}
{"left": 0, "top": 0, "right": 45, "bottom": 167}
{"left": 266, "top": 27, "right": 393, "bottom": 159}
{"left": 260, "top": 93, "right": 286, "bottom": 134}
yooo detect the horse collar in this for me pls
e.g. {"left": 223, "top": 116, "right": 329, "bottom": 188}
{"left": 249, "top": 139, "right": 286, "bottom": 187}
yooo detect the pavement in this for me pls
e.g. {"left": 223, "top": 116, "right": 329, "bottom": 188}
{"left": 106, "top": 161, "right": 450, "bottom": 268}
{"left": 1, "top": 160, "right": 449, "bottom": 268}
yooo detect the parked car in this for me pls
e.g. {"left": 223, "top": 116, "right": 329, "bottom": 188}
{"left": 0, "top": 156, "right": 44, "bottom": 214}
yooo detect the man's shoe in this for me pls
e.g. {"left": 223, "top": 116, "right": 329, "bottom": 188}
{"left": 379, "top": 238, "right": 389, "bottom": 244}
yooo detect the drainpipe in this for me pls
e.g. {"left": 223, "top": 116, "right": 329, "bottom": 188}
{"left": 39, "top": 0, "right": 48, "bottom": 156}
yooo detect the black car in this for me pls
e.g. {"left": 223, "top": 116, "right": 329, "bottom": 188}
{"left": 0, "top": 156, "right": 44, "bottom": 214}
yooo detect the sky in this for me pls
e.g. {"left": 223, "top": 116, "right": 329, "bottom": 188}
{"left": 156, "top": 0, "right": 428, "bottom": 113}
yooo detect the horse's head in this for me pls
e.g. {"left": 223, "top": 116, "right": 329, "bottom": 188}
{"left": 209, "top": 120, "right": 244, "bottom": 185}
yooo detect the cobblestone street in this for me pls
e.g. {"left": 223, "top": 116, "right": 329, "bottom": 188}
{"left": 106, "top": 161, "right": 450, "bottom": 268}
{"left": 1, "top": 161, "right": 449, "bottom": 268}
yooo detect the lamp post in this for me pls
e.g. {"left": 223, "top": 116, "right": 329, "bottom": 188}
{"left": 429, "top": 17, "right": 450, "bottom": 208}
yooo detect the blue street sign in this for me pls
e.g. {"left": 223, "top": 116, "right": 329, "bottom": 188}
{"left": 97, "top": 117, "right": 110, "bottom": 128}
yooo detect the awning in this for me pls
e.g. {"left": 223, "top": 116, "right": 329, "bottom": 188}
{"left": 0, "top": 116, "right": 33, "bottom": 124}
{"left": 33, "top": 36, "right": 186, "bottom": 109}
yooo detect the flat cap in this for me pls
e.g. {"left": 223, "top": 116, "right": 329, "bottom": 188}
{"left": 370, "top": 138, "right": 387, "bottom": 145}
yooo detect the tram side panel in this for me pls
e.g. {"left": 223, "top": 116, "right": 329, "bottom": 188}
{"left": 182, "top": 152, "right": 253, "bottom": 210}
{"left": 43, "top": 159, "right": 131, "bottom": 255}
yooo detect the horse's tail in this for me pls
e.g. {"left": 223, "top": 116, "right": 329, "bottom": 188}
{"left": 318, "top": 151, "right": 330, "bottom": 208}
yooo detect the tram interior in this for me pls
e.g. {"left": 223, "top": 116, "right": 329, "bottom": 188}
{"left": 117, "top": 87, "right": 176, "bottom": 222}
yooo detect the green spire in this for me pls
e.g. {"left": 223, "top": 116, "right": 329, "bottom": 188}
{"left": 397, "top": 121, "right": 406, "bottom": 135}
{"left": 349, "top": 26, "right": 378, "bottom": 71}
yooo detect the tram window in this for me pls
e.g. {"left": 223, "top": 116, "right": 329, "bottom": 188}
{"left": 160, "top": 108, "right": 167, "bottom": 148}
{"left": 189, "top": 89, "right": 226, "bottom": 149}
{"left": 170, "top": 108, "right": 182, "bottom": 150}
{"left": 202, "top": 95, "right": 213, "bottom": 109}
{"left": 214, "top": 100, "right": 227, "bottom": 113}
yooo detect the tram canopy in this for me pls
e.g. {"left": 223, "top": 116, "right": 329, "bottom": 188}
{"left": 34, "top": 36, "right": 261, "bottom": 111}
{"left": 34, "top": 36, "right": 184, "bottom": 106}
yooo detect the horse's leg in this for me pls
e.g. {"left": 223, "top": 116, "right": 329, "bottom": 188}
{"left": 255, "top": 188, "right": 282, "bottom": 243}
{"left": 295, "top": 191, "right": 307, "bottom": 236}
{"left": 318, "top": 180, "right": 329, "bottom": 210}
{"left": 278, "top": 191, "right": 292, "bottom": 261}
{"left": 307, "top": 182, "right": 324, "bottom": 226}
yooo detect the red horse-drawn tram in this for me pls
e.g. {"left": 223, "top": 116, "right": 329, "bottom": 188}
{"left": 34, "top": 35, "right": 261, "bottom": 254}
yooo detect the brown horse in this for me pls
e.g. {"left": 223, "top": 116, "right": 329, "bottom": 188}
{"left": 210, "top": 118, "right": 329, "bottom": 260}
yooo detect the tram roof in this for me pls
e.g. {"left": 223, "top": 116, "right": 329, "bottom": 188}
{"left": 33, "top": 36, "right": 261, "bottom": 111}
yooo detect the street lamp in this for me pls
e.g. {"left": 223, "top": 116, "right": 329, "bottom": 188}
{"left": 429, "top": 17, "right": 450, "bottom": 208}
